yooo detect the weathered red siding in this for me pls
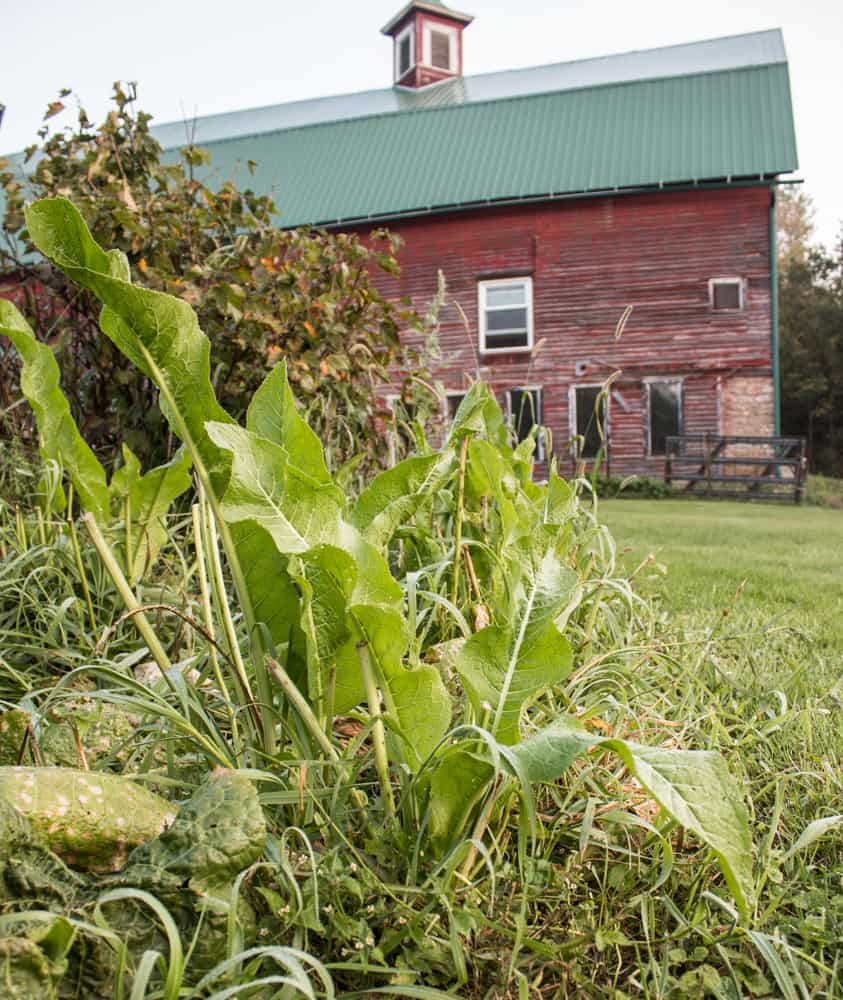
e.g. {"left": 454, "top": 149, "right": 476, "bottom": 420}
{"left": 355, "top": 184, "right": 775, "bottom": 476}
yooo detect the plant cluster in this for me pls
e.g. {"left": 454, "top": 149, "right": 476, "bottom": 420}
{"left": 11, "top": 199, "right": 843, "bottom": 998}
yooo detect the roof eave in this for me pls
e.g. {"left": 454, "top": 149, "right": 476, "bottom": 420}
{"left": 381, "top": 1, "right": 474, "bottom": 36}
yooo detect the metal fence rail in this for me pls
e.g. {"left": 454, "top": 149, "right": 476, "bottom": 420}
{"left": 664, "top": 434, "right": 807, "bottom": 503}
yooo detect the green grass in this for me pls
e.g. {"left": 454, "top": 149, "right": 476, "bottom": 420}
{"left": 600, "top": 497, "right": 843, "bottom": 654}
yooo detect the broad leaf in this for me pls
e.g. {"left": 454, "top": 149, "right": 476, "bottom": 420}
{"left": 110, "top": 444, "right": 192, "bottom": 580}
{"left": 0, "top": 299, "right": 109, "bottom": 521}
{"left": 352, "top": 451, "right": 454, "bottom": 549}
{"left": 205, "top": 422, "right": 344, "bottom": 555}
{"left": 510, "top": 715, "right": 755, "bottom": 919}
{"left": 24, "top": 198, "right": 302, "bottom": 654}
{"left": 456, "top": 547, "right": 577, "bottom": 743}
{"left": 428, "top": 749, "right": 494, "bottom": 851}
{"left": 446, "top": 382, "right": 507, "bottom": 448}
{"left": 247, "top": 361, "right": 331, "bottom": 485}
{"left": 25, "top": 198, "right": 234, "bottom": 492}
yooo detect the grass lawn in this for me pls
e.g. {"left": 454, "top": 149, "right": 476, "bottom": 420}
{"left": 600, "top": 497, "right": 843, "bottom": 655}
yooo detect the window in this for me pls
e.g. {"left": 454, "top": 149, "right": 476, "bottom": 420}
{"left": 478, "top": 277, "right": 533, "bottom": 353}
{"left": 646, "top": 380, "right": 682, "bottom": 455}
{"left": 507, "top": 387, "right": 544, "bottom": 460}
{"left": 423, "top": 22, "right": 457, "bottom": 71}
{"left": 443, "top": 391, "right": 466, "bottom": 422}
{"left": 395, "top": 25, "right": 414, "bottom": 80}
{"left": 710, "top": 278, "right": 743, "bottom": 311}
{"left": 571, "top": 385, "right": 607, "bottom": 459}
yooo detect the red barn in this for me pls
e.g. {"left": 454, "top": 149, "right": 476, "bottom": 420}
{"left": 12, "top": 2, "right": 803, "bottom": 474}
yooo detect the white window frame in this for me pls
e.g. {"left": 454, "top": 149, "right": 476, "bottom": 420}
{"left": 644, "top": 377, "right": 683, "bottom": 457}
{"left": 569, "top": 383, "right": 610, "bottom": 458}
{"left": 422, "top": 21, "right": 458, "bottom": 71}
{"left": 709, "top": 277, "right": 744, "bottom": 312}
{"left": 478, "top": 277, "right": 534, "bottom": 355}
{"left": 394, "top": 24, "right": 415, "bottom": 81}
{"left": 506, "top": 386, "right": 545, "bottom": 461}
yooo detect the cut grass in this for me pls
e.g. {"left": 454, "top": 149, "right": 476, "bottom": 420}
{"left": 599, "top": 497, "right": 843, "bottom": 655}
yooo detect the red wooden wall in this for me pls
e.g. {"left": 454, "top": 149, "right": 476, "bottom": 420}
{"left": 355, "top": 184, "right": 775, "bottom": 476}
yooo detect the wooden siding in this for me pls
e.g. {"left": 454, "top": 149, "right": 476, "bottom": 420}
{"left": 354, "top": 185, "right": 775, "bottom": 476}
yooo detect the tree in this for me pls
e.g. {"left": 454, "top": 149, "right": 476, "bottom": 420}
{"left": 779, "top": 231, "right": 843, "bottom": 475}
{"left": 776, "top": 186, "right": 816, "bottom": 271}
{"left": 0, "top": 85, "right": 440, "bottom": 475}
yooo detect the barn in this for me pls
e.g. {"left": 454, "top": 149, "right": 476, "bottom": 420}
{"left": 13, "top": 1, "right": 803, "bottom": 474}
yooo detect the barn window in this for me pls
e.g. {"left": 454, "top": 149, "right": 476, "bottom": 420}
{"left": 423, "top": 23, "right": 457, "bottom": 71}
{"left": 507, "top": 387, "right": 544, "bottom": 460}
{"left": 443, "top": 391, "right": 466, "bottom": 422}
{"left": 478, "top": 277, "right": 533, "bottom": 353}
{"left": 709, "top": 278, "right": 743, "bottom": 311}
{"left": 646, "top": 380, "right": 682, "bottom": 455}
{"left": 396, "top": 25, "right": 414, "bottom": 80}
{"left": 571, "top": 385, "right": 607, "bottom": 459}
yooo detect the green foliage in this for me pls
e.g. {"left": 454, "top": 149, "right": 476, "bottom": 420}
{"left": 0, "top": 84, "right": 440, "bottom": 475}
{"left": 0, "top": 300, "right": 109, "bottom": 520}
{"left": 779, "top": 237, "right": 843, "bottom": 476}
{"left": 0, "top": 199, "right": 803, "bottom": 994}
{"left": 591, "top": 472, "right": 676, "bottom": 499}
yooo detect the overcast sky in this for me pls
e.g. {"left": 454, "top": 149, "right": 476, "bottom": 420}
{"left": 2, "top": 0, "right": 841, "bottom": 247}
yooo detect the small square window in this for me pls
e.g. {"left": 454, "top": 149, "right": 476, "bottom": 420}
{"left": 507, "top": 387, "right": 544, "bottom": 460}
{"left": 710, "top": 278, "right": 743, "bottom": 311}
{"left": 647, "top": 380, "right": 682, "bottom": 455}
{"left": 478, "top": 277, "right": 533, "bottom": 353}
{"left": 572, "top": 385, "right": 607, "bottom": 459}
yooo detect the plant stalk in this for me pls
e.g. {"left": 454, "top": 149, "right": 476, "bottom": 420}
{"left": 357, "top": 639, "right": 396, "bottom": 819}
{"left": 450, "top": 434, "right": 470, "bottom": 609}
{"left": 265, "top": 657, "right": 339, "bottom": 762}
{"left": 83, "top": 512, "right": 173, "bottom": 676}
{"left": 68, "top": 512, "right": 97, "bottom": 634}
{"left": 191, "top": 502, "right": 239, "bottom": 749}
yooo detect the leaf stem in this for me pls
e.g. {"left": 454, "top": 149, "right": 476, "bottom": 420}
{"left": 357, "top": 639, "right": 396, "bottom": 819}
{"left": 192, "top": 502, "right": 240, "bottom": 749}
{"left": 83, "top": 512, "right": 172, "bottom": 676}
{"left": 450, "top": 434, "right": 470, "bottom": 609}
{"left": 68, "top": 511, "right": 97, "bottom": 634}
{"left": 265, "top": 656, "right": 339, "bottom": 761}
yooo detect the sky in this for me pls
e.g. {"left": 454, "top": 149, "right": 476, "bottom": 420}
{"left": 2, "top": 0, "right": 841, "bottom": 247}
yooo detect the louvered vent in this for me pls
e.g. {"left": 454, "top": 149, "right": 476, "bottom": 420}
{"left": 431, "top": 30, "right": 451, "bottom": 70}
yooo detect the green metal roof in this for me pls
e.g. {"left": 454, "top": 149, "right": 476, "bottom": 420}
{"left": 185, "top": 59, "right": 797, "bottom": 227}
{"left": 1, "top": 30, "right": 798, "bottom": 231}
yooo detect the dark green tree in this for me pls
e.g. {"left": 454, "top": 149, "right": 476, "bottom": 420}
{"left": 1, "top": 85, "right": 440, "bottom": 475}
{"left": 779, "top": 233, "right": 843, "bottom": 475}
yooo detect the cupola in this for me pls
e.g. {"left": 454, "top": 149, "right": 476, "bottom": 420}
{"left": 381, "top": 1, "right": 474, "bottom": 89}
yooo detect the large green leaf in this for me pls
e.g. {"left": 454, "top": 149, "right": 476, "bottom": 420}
{"left": 25, "top": 199, "right": 235, "bottom": 490}
{"left": 428, "top": 749, "right": 494, "bottom": 851}
{"left": 351, "top": 451, "right": 454, "bottom": 549}
{"left": 446, "top": 381, "right": 507, "bottom": 448}
{"left": 0, "top": 299, "right": 109, "bottom": 521}
{"left": 510, "top": 715, "right": 755, "bottom": 919}
{"left": 205, "top": 422, "right": 344, "bottom": 555}
{"left": 456, "top": 547, "right": 577, "bottom": 744}
{"left": 247, "top": 361, "right": 331, "bottom": 485}
{"left": 110, "top": 444, "right": 192, "bottom": 580}
{"left": 24, "top": 198, "right": 303, "bottom": 654}
{"left": 207, "top": 420, "right": 451, "bottom": 759}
